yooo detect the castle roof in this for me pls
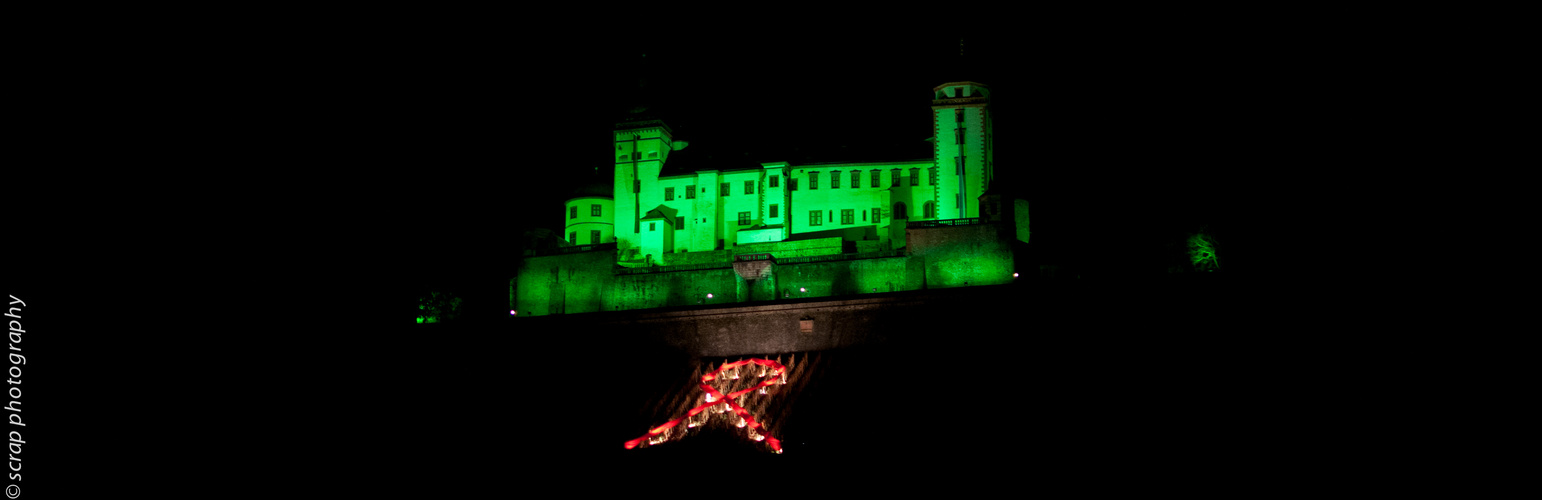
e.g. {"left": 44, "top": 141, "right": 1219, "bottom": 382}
{"left": 657, "top": 144, "right": 763, "bottom": 177}
{"left": 640, "top": 205, "right": 677, "bottom": 225}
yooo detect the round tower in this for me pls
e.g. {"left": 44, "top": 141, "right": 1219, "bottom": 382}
{"left": 564, "top": 179, "right": 614, "bottom": 246}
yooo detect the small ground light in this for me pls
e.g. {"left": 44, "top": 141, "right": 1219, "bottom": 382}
{"left": 1013, "top": 272, "right": 1019, "bottom": 278}
{"left": 510, "top": 310, "right": 517, "bottom": 315}
{"left": 706, "top": 293, "right": 714, "bottom": 299}
{"left": 799, "top": 287, "right": 806, "bottom": 292}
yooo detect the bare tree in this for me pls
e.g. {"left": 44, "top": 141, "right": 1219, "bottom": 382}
{"left": 1187, "top": 226, "right": 1220, "bottom": 272}
{"left": 416, "top": 290, "right": 462, "bottom": 324}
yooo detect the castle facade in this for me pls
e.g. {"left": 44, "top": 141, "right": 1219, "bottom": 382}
{"left": 522, "top": 81, "right": 1024, "bottom": 316}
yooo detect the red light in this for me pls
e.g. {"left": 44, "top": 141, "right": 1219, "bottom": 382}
{"left": 625, "top": 358, "right": 788, "bottom": 453}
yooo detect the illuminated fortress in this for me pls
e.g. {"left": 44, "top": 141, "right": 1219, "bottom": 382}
{"left": 516, "top": 81, "right": 1030, "bottom": 316}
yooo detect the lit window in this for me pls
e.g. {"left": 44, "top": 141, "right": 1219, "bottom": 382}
{"left": 891, "top": 169, "right": 901, "bottom": 187}
{"left": 676, "top": 218, "right": 684, "bottom": 230}
{"left": 569, "top": 232, "right": 577, "bottom": 243}
{"left": 841, "top": 209, "right": 853, "bottom": 225}
{"left": 665, "top": 187, "right": 674, "bottom": 200}
{"left": 808, "top": 172, "right": 819, "bottom": 190}
{"left": 789, "top": 178, "right": 798, "bottom": 191}
{"left": 872, "top": 207, "right": 881, "bottom": 224}
{"left": 686, "top": 185, "right": 696, "bottom": 199}
{"left": 924, "top": 201, "right": 936, "bottom": 219}
{"left": 592, "top": 204, "right": 601, "bottom": 216}
{"left": 648, "top": 151, "right": 657, "bottom": 158}
{"left": 851, "top": 170, "right": 861, "bottom": 189}
{"left": 928, "top": 167, "right": 936, "bottom": 186}
{"left": 809, "top": 211, "right": 822, "bottom": 226}
{"left": 831, "top": 171, "right": 840, "bottom": 189}
{"left": 721, "top": 182, "right": 730, "bottom": 196}
{"left": 590, "top": 230, "right": 601, "bottom": 243}
{"left": 569, "top": 206, "right": 577, "bottom": 219}
{"left": 769, "top": 204, "right": 778, "bottom": 218}
{"left": 745, "top": 181, "right": 754, "bottom": 195}
{"left": 650, "top": 222, "right": 656, "bottom": 231}
{"left": 910, "top": 168, "right": 919, "bottom": 186}
{"left": 738, "top": 212, "right": 751, "bottom": 225}
{"left": 769, "top": 175, "right": 779, "bottom": 188}
{"left": 871, "top": 170, "right": 880, "bottom": 188}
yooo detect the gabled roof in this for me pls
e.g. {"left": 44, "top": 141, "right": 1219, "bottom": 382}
{"left": 639, "top": 205, "right": 677, "bottom": 225}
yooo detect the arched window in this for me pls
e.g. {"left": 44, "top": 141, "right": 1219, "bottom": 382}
{"left": 893, "top": 202, "right": 908, "bottom": 219}
{"left": 923, "top": 201, "right": 936, "bottom": 219}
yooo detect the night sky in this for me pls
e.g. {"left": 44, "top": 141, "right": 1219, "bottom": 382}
{"left": 384, "top": 24, "right": 1283, "bottom": 308}
{"left": 5, "top": 18, "right": 1379, "bottom": 493}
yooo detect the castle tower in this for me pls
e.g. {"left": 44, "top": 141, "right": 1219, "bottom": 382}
{"left": 563, "top": 179, "right": 614, "bottom": 246}
{"left": 931, "top": 82, "right": 993, "bottom": 219}
{"left": 613, "top": 108, "right": 674, "bottom": 257}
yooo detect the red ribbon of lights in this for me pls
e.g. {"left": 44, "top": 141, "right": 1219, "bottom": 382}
{"left": 624, "top": 358, "right": 787, "bottom": 453}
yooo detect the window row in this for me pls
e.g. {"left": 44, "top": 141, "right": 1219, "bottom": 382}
{"left": 569, "top": 204, "right": 603, "bottom": 219}
{"left": 615, "top": 151, "right": 659, "bottom": 161}
{"left": 654, "top": 174, "right": 800, "bottom": 200}
{"left": 807, "top": 208, "right": 884, "bottom": 226}
{"left": 792, "top": 168, "right": 935, "bottom": 190}
{"left": 567, "top": 230, "right": 604, "bottom": 244}
{"left": 891, "top": 201, "right": 937, "bottom": 219}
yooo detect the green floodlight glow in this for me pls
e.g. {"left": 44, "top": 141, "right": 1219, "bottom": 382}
{"left": 1188, "top": 231, "right": 1220, "bottom": 271}
{"left": 514, "top": 80, "right": 1014, "bottom": 316}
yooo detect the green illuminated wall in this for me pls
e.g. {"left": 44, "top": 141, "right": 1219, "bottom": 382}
{"left": 906, "top": 222, "right": 1016, "bottom": 288}
{"left": 733, "top": 237, "right": 845, "bottom": 260}
{"left": 614, "top": 123, "right": 675, "bottom": 259}
{"left": 564, "top": 196, "right": 614, "bottom": 245}
{"left": 608, "top": 267, "right": 741, "bottom": 311}
{"left": 931, "top": 82, "right": 993, "bottom": 220}
{"left": 595, "top": 81, "right": 997, "bottom": 264}
{"left": 777, "top": 256, "right": 925, "bottom": 299}
{"left": 516, "top": 249, "right": 615, "bottom": 316}
{"left": 1014, "top": 198, "right": 1030, "bottom": 245}
{"left": 520, "top": 80, "right": 1019, "bottom": 316}
{"left": 515, "top": 226, "right": 1016, "bottom": 316}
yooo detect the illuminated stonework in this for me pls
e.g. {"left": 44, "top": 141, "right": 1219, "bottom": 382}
{"left": 594, "top": 82, "right": 995, "bottom": 263}
{"left": 521, "top": 82, "right": 1024, "bottom": 316}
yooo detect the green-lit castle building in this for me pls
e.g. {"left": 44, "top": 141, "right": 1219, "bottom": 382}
{"left": 517, "top": 81, "right": 1030, "bottom": 316}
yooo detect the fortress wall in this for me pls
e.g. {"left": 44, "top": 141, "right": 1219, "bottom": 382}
{"left": 518, "top": 223, "right": 1015, "bottom": 318}
{"left": 775, "top": 256, "right": 922, "bottom": 298}
{"left": 906, "top": 223, "right": 1016, "bottom": 288}
{"left": 516, "top": 250, "right": 616, "bottom": 316}
{"left": 733, "top": 237, "right": 843, "bottom": 259}
{"left": 607, "top": 267, "right": 740, "bottom": 312}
